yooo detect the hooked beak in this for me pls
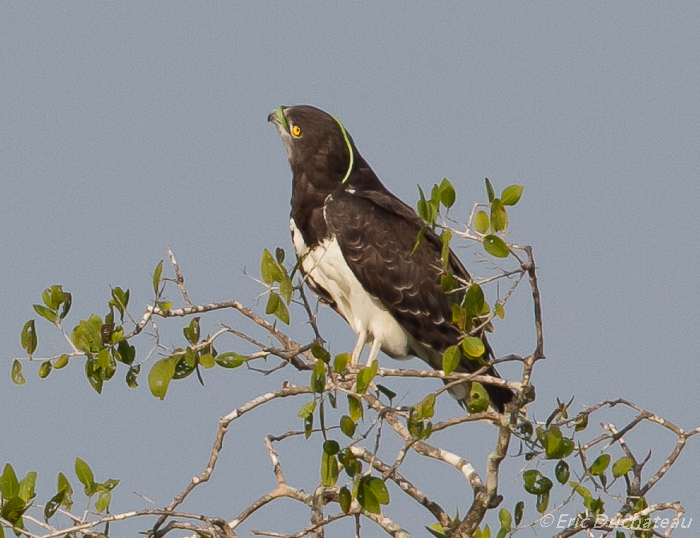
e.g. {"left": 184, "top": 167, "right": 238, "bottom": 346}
{"left": 267, "top": 106, "right": 289, "bottom": 133}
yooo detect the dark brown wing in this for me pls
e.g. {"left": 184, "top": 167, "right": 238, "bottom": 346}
{"left": 324, "top": 188, "right": 514, "bottom": 411}
{"left": 325, "top": 189, "right": 461, "bottom": 351}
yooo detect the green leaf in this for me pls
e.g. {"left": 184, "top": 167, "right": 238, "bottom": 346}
{"left": 522, "top": 469, "right": 553, "bottom": 495}
{"left": 376, "top": 384, "right": 397, "bottom": 401}
{"left": 297, "top": 400, "right": 316, "bottom": 419}
{"left": 589, "top": 454, "right": 611, "bottom": 476}
{"left": 54, "top": 354, "right": 70, "bottom": 369}
{"left": 612, "top": 456, "right": 634, "bottom": 478}
{"left": 452, "top": 304, "right": 466, "bottom": 330}
{"left": 416, "top": 185, "right": 438, "bottom": 225}
{"left": 485, "top": 178, "right": 495, "bottom": 203}
{"left": 442, "top": 345, "right": 460, "bottom": 375}
{"left": 410, "top": 227, "right": 426, "bottom": 255}
{"left": 75, "top": 458, "right": 95, "bottom": 496}
{"left": 369, "top": 477, "right": 389, "bottom": 504}
{"left": 261, "top": 249, "right": 279, "bottom": 284}
{"left": 265, "top": 292, "right": 279, "bottom": 314}
{"left": 415, "top": 393, "right": 436, "bottom": 420}
{"left": 96, "top": 348, "right": 112, "bottom": 369}
{"left": 631, "top": 496, "right": 647, "bottom": 514}
{"left": 50, "top": 285, "right": 69, "bottom": 312}
{"left": 71, "top": 316, "right": 103, "bottom": 353}
{"left": 543, "top": 426, "right": 574, "bottom": 459}
{"left": 462, "top": 336, "right": 485, "bottom": 358}
{"left": 279, "top": 274, "right": 293, "bottom": 304}
{"left": 95, "top": 490, "right": 111, "bottom": 512}
{"left": 1, "top": 464, "right": 20, "bottom": 499}
{"left": 57, "top": 473, "right": 73, "bottom": 510}
{"left": 148, "top": 357, "right": 176, "bottom": 400}
{"left": 110, "top": 287, "right": 130, "bottom": 320}
{"left": 37, "top": 286, "right": 72, "bottom": 322}
{"left": 21, "top": 320, "right": 37, "bottom": 356}
{"left": 339, "top": 486, "right": 352, "bottom": 514}
{"left": 110, "top": 325, "right": 124, "bottom": 344}
{"left": 427, "top": 523, "right": 447, "bottom": 538}
{"left": 464, "top": 283, "right": 485, "bottom": 317}
{"left": 483, "top": 235, "right": 509, "bottom": 258}
{"left": 555, "top": 460, "right": 570, "bottom": 484}
{"left": 321, "top": 451, "right": 339, "bottom": 487}
{"left": 1, "top": 496, "right": 28, "bottom": 527}
{"left": 304, "top": 413, "right": 313, "bottom": 439}
{"left": 199, "top": 353, "right": 215, "bottom": 369}
{"left": 514, "top": 501, "right": 524, "bottom": 525}
{"left": 183, "top": 317, "right": 200, "bottom": 345}
{"left": 334, "top": 353, "right": 350, "bottom": 372}
{"left": 501, "top": 184, "right": 524, "bottom": 206}
{"left": 569, "top": 482, "right": 593, "bottom": 505}
{"left": 126, "top": 366, "right": 139, "bottom": 388}
{"left": 430, "top": 183, "right": 440, "bottom": 205}
{"left": 356, "top": 476, "right": 389, "bottom": 514}
{"left": 33, "top": 304, "right": 57, "bottom": 324}
{"left": 440, "top": 272, "right": 458, "bottom": 293}
{"left": 44, "top": 489, "right": 66, "bottom": 521}
{"left": 348, "top": 395, "right": 363, "bottom": 421}
{"left": 266, "top": 292, "right": 290, "bottom": 324}
{"left": 157, "top": 301, "right": 172, "bottom": 311}
{"left": 311, "top": 359, "right": 326, "bottom": 393}
{"left": 475, "top": 210, "right": 489, "bottom": 234}
{"left": 323, "top": 440, "right": 340, "bottom": 455}
{"left": 574, "top": 412, "right": 589, "bottom": 432}
{"left": 498, "top": 508, "right": 512, "bottom": 533}
{"left": 356, "top": 361, "right": 378, "bottom": 394}
{"left": 216, "top": 352, "right": 247, "bottom": 368}
{"left": 18, "top": 472, "right": 37, "bottom": 503}
{"left": 440, "top": 229, "right": 451, "bottom": 269}
{"left": 38, "top": 361, "right": 52, "bottom": 379}
{"left": 536, "top": 491, "right": 549, "bottom": 514}
{"left": 494, "top": 301, "right": 505, "bottom": 319}
{"left": 466, "top": 382, "right": 490, "bottom": 413}
{"left": 490, "top": 198, "right": 508, "bottom": 232}
{"left": 340, "top": 415, "right": 356, "bottom": 438}
{"left": 116, "top": 340, "right": 136, "bottom": 365}
{"left": 11, "top": 359, "right": 26, "bottom": 386}
{"left": 439, "top": 178, "right": 456, "bottom": 208}
{"left": 312, "top": 344, "right": 331, "bottom": 363}
{"left": 152, "top": 260, "right": 163, "bottom": 295}
{"left": 338, "top": 449, "right": 361, "bottom": 478}
{"left": 407, "top": 409, "right": 433, "bottom": 439}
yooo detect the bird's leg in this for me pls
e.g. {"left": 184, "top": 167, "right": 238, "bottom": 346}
{"left": 350, "top": 330, "right": 368, "bottom": 365}
{"left": 365, "top": 338, "right": 382, "bottom": 366}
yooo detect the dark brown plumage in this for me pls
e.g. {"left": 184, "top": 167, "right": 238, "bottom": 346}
{"left": 269, "top": 105, "right": 513, "bottom": 412}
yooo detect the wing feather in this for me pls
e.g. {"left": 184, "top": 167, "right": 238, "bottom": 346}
{"left": 324, "top": 188, "right": 514, "bottom": 412}
{"left": 324, "top": 190, "right": 463, "bottom": 353}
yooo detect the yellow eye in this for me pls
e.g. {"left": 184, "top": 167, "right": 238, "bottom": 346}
{"left": 292, "top": 125, "right": 302, "bottom": 137}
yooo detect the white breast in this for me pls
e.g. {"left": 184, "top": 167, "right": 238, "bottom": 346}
{"left": 290, "top": 218, "right": 411, "bottom": 358}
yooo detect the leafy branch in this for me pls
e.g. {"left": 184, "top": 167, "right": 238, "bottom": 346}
{"left": 4, "top": 179, "right": 695, "bottom": 538}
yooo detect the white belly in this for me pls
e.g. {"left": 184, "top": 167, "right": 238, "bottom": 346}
{"left": 290, "top": 218, "right": 411, "bottom": 358}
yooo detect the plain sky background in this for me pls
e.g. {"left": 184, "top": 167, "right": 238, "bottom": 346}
{"left": 1, "top": 3, "right": 698, "bottom": 537}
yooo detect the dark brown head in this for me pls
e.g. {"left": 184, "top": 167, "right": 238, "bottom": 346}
{"left": 268, "top": 105, "right": 363, "bottom": 190}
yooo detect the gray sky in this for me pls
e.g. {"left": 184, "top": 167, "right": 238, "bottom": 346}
{"left": 1, "top": 3, "right": 698, "bottom": 536}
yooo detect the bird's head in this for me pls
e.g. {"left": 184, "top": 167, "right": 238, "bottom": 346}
{"left": 268, "top": 105, "right": 357, "bottom": 186}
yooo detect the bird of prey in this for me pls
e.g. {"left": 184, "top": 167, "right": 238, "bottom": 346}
{"left": 268, "top": 105, "right": 513, "bottom": 412}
